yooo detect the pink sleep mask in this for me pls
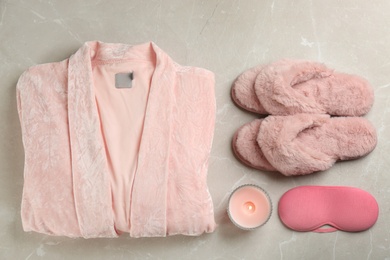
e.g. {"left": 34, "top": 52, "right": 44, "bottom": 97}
{"left": 278, "top": 186, "right": 379, "bottom": 233}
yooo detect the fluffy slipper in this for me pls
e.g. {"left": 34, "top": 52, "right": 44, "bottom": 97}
{"left": 258, "top": 114, "right": 377, "bottom": 176}
{"left": 255, "top": 59, "right": 374, "bottom": 116}
{"left": 231, "top": 60, "right": 374, "bottom": 116}
{"left": 231, "top": 65, "right": 268, "bottom": 114}
{"left": 232, "top": 119, "right": 277, "bottom": 171}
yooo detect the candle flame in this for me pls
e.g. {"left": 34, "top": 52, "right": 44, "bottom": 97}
{"left": 244, "top": 201, "right": 256, "bottom": 214}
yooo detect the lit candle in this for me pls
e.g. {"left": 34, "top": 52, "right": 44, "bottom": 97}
{"left": 227, "top": 184, "right": 272, "bottom": 230}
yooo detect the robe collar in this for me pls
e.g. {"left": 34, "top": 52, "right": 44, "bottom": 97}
{"left": 68, "top": 41, "right": 175, "bottom": 237}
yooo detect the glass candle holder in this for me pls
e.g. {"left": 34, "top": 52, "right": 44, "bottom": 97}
{"left": 227, "top": 184, "right": 272, "bottom": 230}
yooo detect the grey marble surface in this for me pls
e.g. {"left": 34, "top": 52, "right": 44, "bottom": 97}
{"left": 1, "top": 0, "right": 390, "bottom": 259}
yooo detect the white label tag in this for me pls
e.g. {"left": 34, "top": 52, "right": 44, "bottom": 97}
{"left": 115, "top": 72, "right": 133, "bottom": 88}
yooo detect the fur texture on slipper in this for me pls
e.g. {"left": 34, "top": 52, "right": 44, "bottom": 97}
{"left": 231, "top": 65, "right": 268, "bottom": 114}
{"left": 232, "top": 119, "right": 277, "bottom": 171}
{"left": 255, "top": 60, "right": 374, "bottom": 116}
{"left": 257, "top": 114, "right": 377, "bottom": 176}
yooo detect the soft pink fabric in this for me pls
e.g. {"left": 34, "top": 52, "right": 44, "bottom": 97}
{"left": 231, "top": 59, "right": 374, "bottom": 116}
{"left": 258, "top": 114, "right": 377, "bottom": 176}
{"left": 232, "top": 114, "right": 377, "bottom": 176}
{"left": 278, "top": 186, "right": 379, "bottom": 232}
{"left": 232, "top": 119, "right": 276, "bottom": 171}
{"left": 16, "top": 41, "right": 216, "bottom": 238}
{"left": 231, "top": 65, "right": 268, "bottom": 114}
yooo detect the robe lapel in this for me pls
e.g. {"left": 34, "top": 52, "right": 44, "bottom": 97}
{"left": 67, "top": 43, "right": 117, "bottom": 238}
{"left": 130, "top": 43, "right": 176, "bottom": 237}
{"left": 67, "top": 42, "right": 175, "bottom": 237}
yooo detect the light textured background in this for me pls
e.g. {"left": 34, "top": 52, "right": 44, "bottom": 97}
{"left": 1, "top": 0, "right": 390, "bottom": 259}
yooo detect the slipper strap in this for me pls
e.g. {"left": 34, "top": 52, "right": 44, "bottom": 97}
{"left": 257, "top": 114, "right": 335, "bottom": 176}
{"left": 255, "top": 59, "right": 333, "bottom": 115}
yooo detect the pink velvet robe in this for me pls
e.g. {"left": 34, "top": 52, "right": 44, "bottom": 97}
{"left": 16, "top": 41, "right": 216, "bottom": 238}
